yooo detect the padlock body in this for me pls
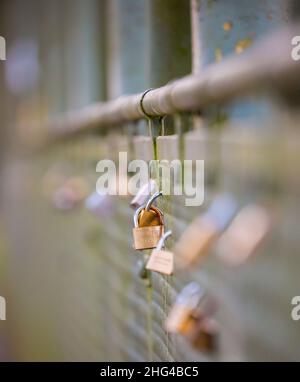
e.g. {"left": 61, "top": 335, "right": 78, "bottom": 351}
{"left": 174, "top": 218, "right": 217, "bottom": 270}
{"left": 133, "top": 225, "right": 164, "bottom": 250}
{"left": 146, "top": 249, "right": 174, "bottom": 275}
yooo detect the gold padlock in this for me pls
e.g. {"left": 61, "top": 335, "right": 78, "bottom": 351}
{"left": 186, "top": 317, "right": 218, "bottom": 352}
{"left": 165, "top": 282, "right": 205, "bottom": 334}
{"left": 165, "top": 282, "right": 218, "bottom": 352}
{"left": 132, "top": 191, "right": 164, "bottom": 250}
{"left": 216, "top": 204, "right": 271, "bottom": 266}
{"left": 174, "top": 194, "right": 237, "bottom": 270}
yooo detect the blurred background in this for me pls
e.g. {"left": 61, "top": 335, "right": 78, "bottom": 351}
{"left": 0, "top": 0, "right": 300, "bottom": 361}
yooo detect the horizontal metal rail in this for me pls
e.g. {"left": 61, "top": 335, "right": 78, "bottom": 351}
{"left": 37, "top": 24, "right": 300, "bottom": 143}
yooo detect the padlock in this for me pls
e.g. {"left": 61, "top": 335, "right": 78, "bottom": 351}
{"left": 186, "top": 317, "right": 218, "bottom": 352}
{"left": 52, "top": 176, "right": 88, "bottom": 211}
{"left": 174, "top": 194, "right": 237, "bottom": 270}
{"left": 132, "top": 191, "right": 164, "bottom": 250}
{"left": 85, "top": 191, "right": 113, "bottom": 218}
{"left": 146, "top": 230, "right": 174, "bottom": 275}
{"left": 132, "top": 205, "right": 164, "bottom": 250}
{"left": 165, "top": 282, "right": 205, "bottom": 334}
{"left": 216, "top": 204, "right": 271, "bottom": 266}
{"left": 165, "top": 282, "right": 218, "bottom": 353}
{"left": 130, "top": 179, "right": 157, "bottom": 209}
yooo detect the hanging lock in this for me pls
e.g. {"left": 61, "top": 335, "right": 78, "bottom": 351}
{"left": 216, "top": 204, "right": 271, "bottom": 266}
{"left": 130, "top": 179, "right": 157, "bottom": 209}
{"left": 146, "top": 230, "right": 173, "bottom": 275}
{"left": 52, "top": 177, "right": 88, "bottom": 211}
{"left": 165, "top": 282, "right": 206, "bottom": 335}
{"left": 165, "top": 282, "right": 218, "bottom": 353}
{"left": 174, "top": 194, "right": 237, "bottom": 270}
{"left": 132, "top": 191, "right": 164, "bottom": 250}
{"left": 85, "top": 191, "right": 113, "bottom": 218}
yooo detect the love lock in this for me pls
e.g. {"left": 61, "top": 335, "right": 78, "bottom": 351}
{"left": 132, "top": 191, "right": 164, "bottom": 250}
{"left": 146, "top": 230, "right": 174, "bottom": 275}
{"left": 165, "top": 282, "right": 218, "bottom": 353}
{"left": 130, "top": 179, "right": 157, "bottom": 209}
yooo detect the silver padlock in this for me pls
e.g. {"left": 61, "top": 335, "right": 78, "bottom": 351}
{"left": 85, "top": 191, "right": 113, "bottom": 218}
{"left": 130, "top": 179, "right": 157, "bottom": 209}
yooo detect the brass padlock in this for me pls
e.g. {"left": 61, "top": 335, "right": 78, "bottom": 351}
{"left": 216, "top": 204, "right": 271, "bottom": 266}
{"left": 174, "top": 194, "right": 237, "bottom": 270}
{"left": 165, "top": 282, "right": 218, "bottom": 352}
{"left": 52, "top": 176, "right": 88, "bottom": 211}
{"left": 146, "top": 230, "right": 174, "bottom": 275}
{"left": 186, "top": 317, "right": 218, "bottom": 352}
{"left": 132, "top": 191, "right": 164, "bottom": 250}
{"left": 165, "top": 282, "right": 205, "bottom": 335}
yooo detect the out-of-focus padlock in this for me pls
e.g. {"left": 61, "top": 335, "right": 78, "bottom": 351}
{"left": 186, "top": 317, "right": 218, "bottom": 352}
{"left": 165, "top": 282, "right": 205, "bottom": 334}
{"left": 130, "top": 179, "right": 157, "bottom": 209}
{"left": 174, "top": 194, "right": 237, "bottom": 270}
{"left": 52, "top": 177, "right": 88, "bottom": 211}
{"left": 146, "top": 230, "right": 173, "bottom": 275}
{"left": 165, "top": 282, "right": 218, "bottom": 352}
{"left": 132, "top": 191, "right": 164, "bottom": 250}
{"left": 85, "top": 191, "right": 113, "bottom": 218}
{"left": 216, "top": 204, "right": 271, "bottom": 266}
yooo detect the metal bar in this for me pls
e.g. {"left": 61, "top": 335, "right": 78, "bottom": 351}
{"left": 38, "top": 24, "right": 300, "bottom": 144}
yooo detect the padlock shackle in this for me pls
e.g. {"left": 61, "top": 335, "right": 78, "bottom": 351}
{"left": 145, "top": 191, "right": 163, "bottom": 211}
{"left": 133, "top": 205, "right": 164, "bottom": 228}
{"left": 133, "top": 205, "right": 145, "bottom": 227}
{"left": 156, "top": 230, "right": 172, "bottom": 251}
{"left": 133, "top": 191, "right": 163, "bottom": 227}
